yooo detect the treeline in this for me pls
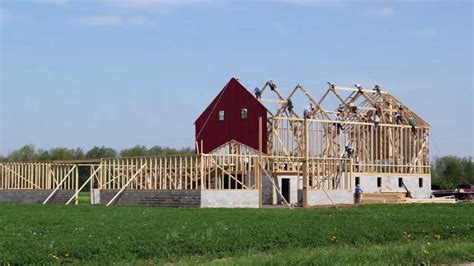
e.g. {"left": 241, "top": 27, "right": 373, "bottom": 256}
{"left": 0, "top": 145, "right": 194, "bottom": 162}
{"left": 431, "top": 156, "right": 473, "bottom": 189}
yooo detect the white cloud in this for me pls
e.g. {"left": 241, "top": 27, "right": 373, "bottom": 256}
{"left": 28, "top": 0, "right": 69, "bottom": 5}
{"left": 365, "top": 7, "right": 394, "bottom": 18}
{"left": 103, "top": 0, "right": 213, "bottom": 10}
{"left": 0, "top": 7, "right": 28, "bottom": 23}
{"left": 414, "top": 28, "right": 437, "bottom": 38}
{"left": 262, "top": 0, "right": 343, "bottom": 5}
{"left": 78, "top": 15, "right": 156, "bottom": 28}
{"left": 79, "top": 15, "right": 123, "bottom": 27}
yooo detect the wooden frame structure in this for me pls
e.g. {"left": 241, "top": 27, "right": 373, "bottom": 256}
{"left": 0, "top": 162, "right": 80, "bottom": 204}
{"left": 0, "top": 80, "right": 429, "bottom": 208}
{"left": 0, "top": 162, "right": 78, "bottom": 190}
{"left": 258, "top": 81, "right": 431, "bottom": 176}
{"left": 96, "top": 155, "right": 350, "bottom": 190}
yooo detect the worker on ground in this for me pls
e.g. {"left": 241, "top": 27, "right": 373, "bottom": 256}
{"left": 254, "top": 87, "right": 261, "bottom": 99}
{"left": 345, "top": 143, "right": 354, "bottom": 158}
{"left": 355, "top": 184, "right": 363, "bottom": 204}
{"left": 287, "top": 98, "right": 294, "bottom": 113}
{"left": 408, "top": 117, "right": 416, "bottom": 134}
{"left": 374, "top": 114, "right": 381, "bottom": 128}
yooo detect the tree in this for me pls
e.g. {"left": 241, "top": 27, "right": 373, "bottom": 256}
{"left": 48, "top": 148, "right": 76, "bottom": 161}
{"left": 460, "top": 157, "right": 474, "bottom": 184}
{"left": 120, "top": 145, "right": 148, "bottom": 157}
{"left": 73, "top": 148, "right": 85, "bottom": 160}
{"left": 8, "top": 145, "right": 38, "bottom": 162}
{"left": 432, "top": 156, "right": 473, "bottom": 188}
{"left": 148, "top": 146, "right": 164, "bottom": 156}
{"left": 86, "top": 146, "right": 117, "bottom": 159}
{"left": 37, "top": 149, "right": 51, "bottom": 161}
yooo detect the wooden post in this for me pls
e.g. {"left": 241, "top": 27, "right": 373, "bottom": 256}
{"left": 75, "top": 166, "right": 79, "bottom": 205}
{"left": 90, "top": 165, "right": 95, "bottom": 204}
{"left": 303, "top": 119, "right": 309, "bottom": 207}
{"left": 200, "top": 140, "right": 204, "bottom": 190}
{"left": 258, "top": 117, "right": 263, "bottom": 209}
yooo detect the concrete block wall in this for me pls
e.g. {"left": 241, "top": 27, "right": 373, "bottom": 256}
{"left": 98, "top": 190, "right": 201, "bottom": 207}
{"left": 0, "top": 189, "right": 75, "bottom": 204}
{"left": 201, "top": 190, "right": 259, "bottom": 208}
{"left": 262, "top": 174, "right": 274, "bottom": 205}
{"left": 355, "top": 175, "right": 431, "bottom": 199}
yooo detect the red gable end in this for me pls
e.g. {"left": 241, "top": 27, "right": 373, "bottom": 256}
{"left": 195, "top": 78, "right": 268, "bottom": 154}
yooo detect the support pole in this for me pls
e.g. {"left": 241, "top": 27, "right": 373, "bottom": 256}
{"left": 303, "top": 118, "right": 308, "bottom": 208}
{"left": 75, "top": 166, "right": 79, "bottom": 205}
{"left": 258, "top": 117, "right": 263, "bottom": 209}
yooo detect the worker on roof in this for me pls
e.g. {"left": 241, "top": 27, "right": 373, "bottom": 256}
{"left": 304, "top": 103, "right": 313, "bottom": 119}
{"left": 408, "top": 117, "right": 416, "bottom": 134}
{"left": 395, "top": 107, "right": 404, "bottom": 125}
{"left": 354, "top": 154, "right": 361, "bottom": 172}
{"left": 345, "top": 143, "right": 354, "bottom": 158}
{"left": 355, "top": 83, "right": 363, "bottom": 92}
{"left": 374, "top": 114, "right": 381, "bottom": 128}
{"left": 327, "top": 82, "right": 335, "bottom": 89}
{"left": 254, "top": 87, "right": 261, "bottom": 99}
{"left": 349, "top": 103, "right": 357, "bottom": 113}
{"left": 374, "top": 84, "right": 381, "bottom": 93}
{"left": 335, "top": 113, "right": 343, "bottom": 134}
{"left": 355, "top": 184, "right": 363, "bottom": 204}
{"left": 287, "top": 99, "right": 294, "bottom": 113}
{"left": 269, "top": 81, "right": 276, "bottom": 91}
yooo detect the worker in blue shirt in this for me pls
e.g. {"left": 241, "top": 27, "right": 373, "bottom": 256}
{"left": 355, "top": 184, "right": 363, "bottom": 204}
{"left": 254, "top": 87, "right": 262, "bottom": 99}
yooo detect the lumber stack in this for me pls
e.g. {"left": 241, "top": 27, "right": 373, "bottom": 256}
{"left": 402, "top": 196, "right": 457, "bottom": 204}
{"left": 361, "top": 192, "right": 405, "bottom": 204}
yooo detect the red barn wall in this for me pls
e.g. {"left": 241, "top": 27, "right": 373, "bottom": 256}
{"left": 195, "top": 78, "right": 268, "bottom": 154}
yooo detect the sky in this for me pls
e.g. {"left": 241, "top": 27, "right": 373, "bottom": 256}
{"left": 0, "top": 0, "right": 472, "bottom": 158}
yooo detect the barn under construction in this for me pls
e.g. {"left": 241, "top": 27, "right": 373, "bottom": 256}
{"left": 0, "top": 78, "right": 431, "bottom": 208}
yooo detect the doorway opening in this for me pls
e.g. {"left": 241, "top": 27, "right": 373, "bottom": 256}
{"left": 281, "top": 178, "right": 290, "bottom": 204}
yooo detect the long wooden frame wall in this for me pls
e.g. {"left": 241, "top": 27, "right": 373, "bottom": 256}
{"left": 269, "top": 117, "right": 430, "bottom": 175}
{"left": 0, "top": 163, "right": 78, "bottom": 190}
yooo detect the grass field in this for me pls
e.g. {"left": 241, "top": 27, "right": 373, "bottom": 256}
{"left": 0, "top": 204, "right": 472, "bottom": 265}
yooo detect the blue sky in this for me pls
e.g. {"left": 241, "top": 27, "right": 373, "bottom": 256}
{"left": 0, "top": 0, "right": 472, "bottom": 157}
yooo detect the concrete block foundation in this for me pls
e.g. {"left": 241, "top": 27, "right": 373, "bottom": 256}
{"left": 0, "top": 189, "right": 75, "bottom": 204}
{"left": 354, "top": 174, "right": 431, "bottom": 199}
{"left": 201, "top": 190, "right": 259, "bottom": 208}
{"left": 299, "top": 190, "right": 354, "bottom": 206}
{"left": 97, "top": 190, "right": 201, "bottom": 208}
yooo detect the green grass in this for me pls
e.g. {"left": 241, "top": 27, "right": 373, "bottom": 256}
{"left": 0, "top": 204, "right": 472, "bottom": 264}
{"left": 77, "top": 192, "right": 90, "bottom": 205}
